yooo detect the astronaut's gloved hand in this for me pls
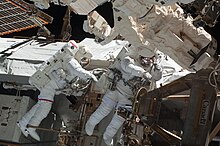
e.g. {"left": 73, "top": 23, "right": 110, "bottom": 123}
{"left": 86, "top": 72, "right": 98, "bottom": 82}
{"left": 90, "top": 74, "right": 98, "bottom": 82}
{"left": 143, "top": 72, "right": 152, "bottom": 80}
{"left": 153, "top": 63, "right": 162, "bottom": 71}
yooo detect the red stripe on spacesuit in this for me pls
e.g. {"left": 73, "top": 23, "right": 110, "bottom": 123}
{"left": 38, "top": 99, "right": 54, "bottom": 102}
{"left": 69, "top": 41, "right": 78, "bottom": 48}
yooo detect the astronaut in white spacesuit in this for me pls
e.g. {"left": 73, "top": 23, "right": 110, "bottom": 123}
{"left": 17, "top": 41, "right": 97, "bottom": 141}
{"left": 85, "top": 46, "right": 162, "bottom": 146}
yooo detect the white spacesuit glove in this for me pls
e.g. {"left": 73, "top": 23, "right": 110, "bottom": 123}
{"left": 153, "top": 53, "right": 162, "bottom": 71}
{"left": 85, "top": 71, "right": 98, "bottom": 82}
{"left": 153, "top": 63, "right": 162, "bottom": 71}
{"left": 143, "top": 72, "right": 152, "bottom": 80}
{"left": 151, "top": 63, "right": 163, "bottom": 81}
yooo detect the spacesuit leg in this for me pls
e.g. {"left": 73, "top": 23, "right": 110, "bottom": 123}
{"left": 85, "top": 93, "right": 117, "bottom": 136}
{"left": 26, "top": 84, "right": 55, "bottom": 141}
{"left": 27, "top": 100, "right": 53, "bottom": 141}
{"left": 103, "top": 114, "right": 125, "bottom": 146}
{"left": 103, "top": 94, "right": 132, "bottom": 146}
{"left": 17, "top": 103, "right": 40, "bottom": 137}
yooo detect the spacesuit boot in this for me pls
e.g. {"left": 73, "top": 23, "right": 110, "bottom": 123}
{"left": 27, "top": 101, "right": 53, "bottom": 141}
{"left": 26, "top": 128, "right": 40, "bottom": 141}
{"left": 17, "top": 121, "right": 29, "bottom": 137}
{"left": 85, "top": 97, "right": 116, "bottom": 136}
{"left": 103, "top": 114, "right": 125, "bottom": 146}
{"left": 17, "top": 103, "right": 40, "bottom": 137}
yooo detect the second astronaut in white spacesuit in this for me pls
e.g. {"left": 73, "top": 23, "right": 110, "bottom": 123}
{"left": 17, "top": 41, "right": 97, "bottom": 141}
{"left": 85, "top": 46, "right": 162, "bottom": 145}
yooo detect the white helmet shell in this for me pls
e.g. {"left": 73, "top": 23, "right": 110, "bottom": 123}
{"left": 74, "top": 45, "right": 93, "bottom": 61}
{"left": 137, "top": 46, "right": 155, "bottom": 58}
{"left": 62, "top": 40, "right": 92, "bottom": 62}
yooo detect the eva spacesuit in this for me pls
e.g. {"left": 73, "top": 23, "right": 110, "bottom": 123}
{"left": 17, "top": 41, "right": 97, "bottom": 141}
{"left": 85, "top": 46, "right": 162, "bottom": 146}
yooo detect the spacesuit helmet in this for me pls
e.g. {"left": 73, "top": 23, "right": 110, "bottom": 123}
{"left": 65, "top": 40, "right": 92, "bottom": 67}
{"left": 137, "top": 47, "right": 155, "bottom": 68}
{"left": 74, "top": 45, "right": 93, "bottom": 67}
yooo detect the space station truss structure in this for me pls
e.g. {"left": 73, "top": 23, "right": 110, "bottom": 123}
{"left": 0, "top": 0, "right": 53, "bottom": 36}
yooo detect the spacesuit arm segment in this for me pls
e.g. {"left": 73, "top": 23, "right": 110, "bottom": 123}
{"left": 66, "top": 58, "right": 98, "bottom": 82}
{"left": 150, "top": 65, "right": 163, "bottom": 81}
{"left": 120, "top": 56, "right": 145, "bottom": 77}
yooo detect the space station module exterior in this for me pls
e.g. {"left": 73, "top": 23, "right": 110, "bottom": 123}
{"left": 83, "top": 1, "right": 215, "bottom": 72}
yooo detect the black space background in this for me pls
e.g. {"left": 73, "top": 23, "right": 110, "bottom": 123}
{"left": 2, "top": 2, "right": 220, "bottom": 54}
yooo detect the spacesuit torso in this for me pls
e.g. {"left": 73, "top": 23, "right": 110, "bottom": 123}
{"left": 49, "top": 57, "right": 83, "bottom": 90}
{"left": 114, "top": 56, "right": 143, "bottom": 97}
{"left": 29, "top": 41, "right": 97, "bottom": 97}
{"left": 109, "top": 55, "right": 161, "bottom": 98}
